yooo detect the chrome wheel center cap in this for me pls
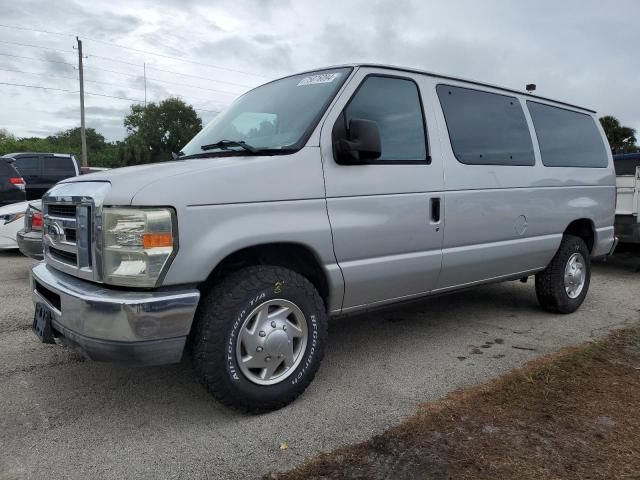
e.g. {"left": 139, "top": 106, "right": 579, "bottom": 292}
{"left": 265, "top": 329, "right": 289, "bottom": 357}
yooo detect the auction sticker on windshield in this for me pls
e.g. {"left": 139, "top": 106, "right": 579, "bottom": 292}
{"left": 297, "top": 73, "right": 341, "bottom": 86}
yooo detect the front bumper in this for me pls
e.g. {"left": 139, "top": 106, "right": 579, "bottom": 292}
{"left": 30, "top": 262, "right": 200, "bottom": 366}
{"left": 17, "top": 229, "right": 43, "bottom": 259}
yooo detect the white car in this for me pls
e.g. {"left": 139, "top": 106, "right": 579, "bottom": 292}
{"left": 0, "top": 201, "right": 29, "bottom": 250}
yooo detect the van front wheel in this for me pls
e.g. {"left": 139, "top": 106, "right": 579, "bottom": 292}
{"left": 192, "top": 266, "right": 328, "bottom": 412}
{"left": 535, "top": 234, "right": 591, "bottom": 314}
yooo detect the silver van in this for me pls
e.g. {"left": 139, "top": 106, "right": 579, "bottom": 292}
{"left": 30, "top": 64, "right": 617, "bottom": 411}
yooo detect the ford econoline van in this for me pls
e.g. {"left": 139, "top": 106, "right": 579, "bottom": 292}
{"left": 30, "top": 64, "right": 616, "bottom": 411}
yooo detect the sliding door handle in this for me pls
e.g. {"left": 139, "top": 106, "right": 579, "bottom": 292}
{"left": 430, "top": 197, "right": 441, "bottom": 223}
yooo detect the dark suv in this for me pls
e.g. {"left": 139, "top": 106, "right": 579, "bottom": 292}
{"left": 0, "top": 159, "right": 26, "bottom": 206}
{"left": 2, "top": 153, "right": 79, "bottom": 200}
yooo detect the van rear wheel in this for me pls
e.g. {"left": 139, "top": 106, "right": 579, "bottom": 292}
{"left": 192, "top": 266, "right": 327, "bottom": 413}
{"left": 535, "top": 234, "right": 591, "bottom": 314}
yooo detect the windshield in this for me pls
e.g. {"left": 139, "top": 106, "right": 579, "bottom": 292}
{"left": 180, "top": 67, "right": 351, "bottom": 157}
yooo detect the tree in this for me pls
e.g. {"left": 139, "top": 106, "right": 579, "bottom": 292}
{"left": 46, "top": 127, "right": 108, "bottom": 154}
{"left": 123, "top": 98, "right": 202, "bottom": 164}
{"left": 599, "top": 116, "right": 638, "bottom": 153}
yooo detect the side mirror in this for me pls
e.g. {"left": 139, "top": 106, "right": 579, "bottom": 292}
{"left": 336, "top": 119, "right": 381, "bottom": 164}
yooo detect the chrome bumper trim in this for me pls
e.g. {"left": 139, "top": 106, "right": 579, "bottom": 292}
{"left": 31, "top": 262, "right": 200, "bottom": 348}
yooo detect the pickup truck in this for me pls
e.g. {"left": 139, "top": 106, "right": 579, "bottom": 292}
{"left": 614, "top": 153, "right": 640, "bottom": 243}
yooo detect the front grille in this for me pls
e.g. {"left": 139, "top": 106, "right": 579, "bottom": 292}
{"left": 48, "top": 204, "right": 77, "bottom": 218}
{"left": 64, "top": 228, "right": 76, "bottom": 242}
{"left": 49, "top": 246, "right": 78, "bottom": 265}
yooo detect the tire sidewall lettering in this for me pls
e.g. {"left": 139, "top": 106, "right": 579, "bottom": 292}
{"left": 226, "top": 291, "right": 266, "bottom": 382}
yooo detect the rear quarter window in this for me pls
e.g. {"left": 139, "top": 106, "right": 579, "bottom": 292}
{"left": 436, "top": 85, "right": 535, "bottom": 166}
{"left": 0, "top": 160, "right": 12, "bottom": 175}
{"left": 527, "top": 101, "right": 608, "bottom": 168}
{"left": 43, "top": 156, "right": 75, "bottom": 175}
{"left": 14, "top": 156, "right": 41, "bottom": 174}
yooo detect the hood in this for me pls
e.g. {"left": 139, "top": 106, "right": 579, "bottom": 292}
{"left": 0, "top": 201, "right": 30, "bottom": 216}
{"left": 61, "top": 148, "right": 325, "bottom": 207}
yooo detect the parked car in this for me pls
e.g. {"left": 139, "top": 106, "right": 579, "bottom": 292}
{"left": 613, "top": 152, "right": 640, "bottom": 243}
{"left": 0, "top": 159, "right": 26, "bottom": 207}
{"left": 0, "top": 200, "right": 29, "bottom": 251}
{"left": 30, "top": 64, "right": 617, "bottom": 412}
{"left": 17, "top": 200, "right": 43, "bottom": 259}
{"left": 1, "top": 153, "right": 79, "bottom": 200}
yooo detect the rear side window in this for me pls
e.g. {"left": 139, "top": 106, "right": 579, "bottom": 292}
{"left": 14, "top": 156, "right": 41, "bottom": 174}
{"left": 436, "top": 85, "right": 534, "bottom": 166}
{"left": 527, "top": 102, "right": 608, "bottom": 168}
{"left": 0, "top": 160, "right": 12, "bottom": 175}
{"left": 436, "top": 85, "right": 535, "bottom": 166}
{"left": 43, "top": 156, "right": 75, "bottom": 174}
{"left": 343, "top": 76, "right": 427, "bottom": 162}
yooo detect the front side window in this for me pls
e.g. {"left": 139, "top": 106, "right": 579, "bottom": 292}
{"left": 180, "top": 68, "right": 351, "bottom": 157}
{"left": 437, "top": 85, "right": 534, "bottom": 166}
{"left": 527, "top": 101, "right": 608, "bottom": 168}
{"left": 340, "top": 76, "right": 427, "bottom": 161}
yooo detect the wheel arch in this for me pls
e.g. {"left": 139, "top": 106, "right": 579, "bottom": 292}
{"left": 564, "top": 218, "right": 596, "bottom": 253}
{"left": 199, "top": 242, "right": 333, "bottom": 311}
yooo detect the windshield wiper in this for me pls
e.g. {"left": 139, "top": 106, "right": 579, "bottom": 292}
{"left": 201, "top": 140, "right": 257, "bottom": 153}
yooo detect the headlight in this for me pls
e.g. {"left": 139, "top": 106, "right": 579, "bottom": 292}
{"left": 102, "top": 208, "right": 177, "bottom": 287}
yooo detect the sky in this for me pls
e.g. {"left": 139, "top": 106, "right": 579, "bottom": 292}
{"left": 0, "top": 0, "right": 638, "bottom": 142}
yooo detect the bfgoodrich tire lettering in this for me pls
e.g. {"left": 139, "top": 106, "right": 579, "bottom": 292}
{"left": 535, "top": 234, "right": 591, "bottom": 314}
{"left": 192, "top": 265, "right": 327, "bottom": 412}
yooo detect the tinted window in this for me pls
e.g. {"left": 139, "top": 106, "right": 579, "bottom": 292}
{"left": 344, "top": 76, "right": 427, "bottom": 161}
{"left": 527, "top": 101, "right": 608, "bottom": 168}
{"left": 14, "top": 156, "right": 40, "bottom": 174}
{"left": 43, "top": 156, "right": 75, "bottom": 174}
{"left": 613, "top": 154, "right": 640, "bottom": 175}
{"left": 0, "top": 160, "right": 12, "bottom": 175}
{"left": 437, "top": 85, "right": 534, "bottom": 166}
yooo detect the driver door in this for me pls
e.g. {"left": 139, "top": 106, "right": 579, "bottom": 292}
{"left": 320, "top": 68, "right": 445, "bottom": 311}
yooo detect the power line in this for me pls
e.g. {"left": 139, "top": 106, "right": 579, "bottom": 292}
{"left": 0, "top": 80, "right": 139, "bottom": 102}
{"left": 0, "top": 66, "right": 138, "bottom": 91}
{"left": 0, "top": 23, "right": 73, "bottom": 38}
{"left": 145, "top": 76, "right": 239, "bottom": 96}
{"left": 81, "top": 38, "right": 270, "bottom": 79}
{"left": 0, "top": 67, "right": 76, "bottom": 82}
{"left": 0, "top": 80, "right": 76, "bottom": 93}
{"left": 146, "top": 65, "right": 254, "bottom": 88}
{"left": 0, "top": 23, "right": 270, "bottom": 79}
{"left": 0, "top": 39, "right": 75, "bottom": 55}
{"left": 86, "top": 54, "right": 255, "bottom": 89}
{"left": 0, "top": 51, "right": 76, "bottom": 67}
{"left": 87, "top": 53, "right": 143, "bottom": 68}
{"left": 0, "top": 80, "right": 226, "bottom": 111}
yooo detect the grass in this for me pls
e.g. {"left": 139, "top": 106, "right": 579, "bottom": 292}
{"left": 267, "top": 326, "right": 640, "bottom": 480}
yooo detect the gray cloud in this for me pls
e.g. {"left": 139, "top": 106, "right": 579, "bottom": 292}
{"left": 0, "top": 0, "right": 638, "bottom": 142}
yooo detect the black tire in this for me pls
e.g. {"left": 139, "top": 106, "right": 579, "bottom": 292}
{"left": 192, "top": 265, "right": 328, "bottom": 413}
{"left": 535, "top": 234, "right": 591, "bottom": 314}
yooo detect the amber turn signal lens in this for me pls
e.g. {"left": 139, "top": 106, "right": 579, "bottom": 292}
{"left": 142, "top": 232, "right": 173, "bottom": 249}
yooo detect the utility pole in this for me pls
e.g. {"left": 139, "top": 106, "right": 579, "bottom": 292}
{"left": 77, "top": 36, "right": 88, "bottom": 167}
{"left": 143, "top": 62, "right": 147, "bottom": 107}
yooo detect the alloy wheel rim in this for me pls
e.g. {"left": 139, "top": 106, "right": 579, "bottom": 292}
{"left": 235, "top": 299, "right": 308, "bottom": 386}
{"left": 564, "top": 252, "right": 586, "bottom": 299}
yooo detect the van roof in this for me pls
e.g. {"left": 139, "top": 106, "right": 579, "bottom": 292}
{"left": 308, "top": 63, "right": 596, "bottom": 114}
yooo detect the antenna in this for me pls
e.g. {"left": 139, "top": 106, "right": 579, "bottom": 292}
{"left": 526, "top": 84, "right": 536, "bottom": 92}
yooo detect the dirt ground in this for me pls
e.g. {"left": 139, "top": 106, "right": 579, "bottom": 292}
{"left": 268, "top": 326, "right": 640, "bottom": 480}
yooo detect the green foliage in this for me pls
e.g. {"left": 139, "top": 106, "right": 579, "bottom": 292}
{"left": 123, "top": 98, "right": 202, "bottom": 163}
{"left": 599, "top": 116, "right": 638, "bottom": 154}
{"left": 0, "top": 98, "right": 204, "bottom": 168}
